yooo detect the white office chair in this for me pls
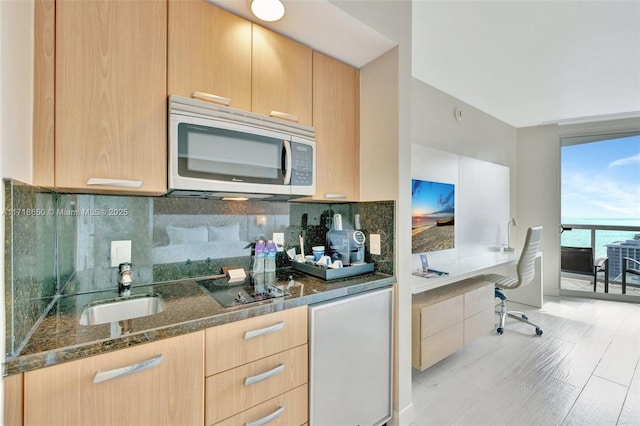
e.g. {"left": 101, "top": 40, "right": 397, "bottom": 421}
{"left": 477, "top": 225, "right": 543, "bottom": 335}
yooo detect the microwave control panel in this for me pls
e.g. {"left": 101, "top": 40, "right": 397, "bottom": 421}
{"left": 290, "top": 142, "right": 314, "bottom": 186}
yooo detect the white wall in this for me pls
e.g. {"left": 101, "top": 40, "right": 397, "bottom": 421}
{"left": 1, "top": 0, "right": 35, "bottom": 420}
{"left": 410, "top": 144, "right": 511, "bottom": 268}
{"left": 411, "top": 78, "right": 518, "bottom": 219}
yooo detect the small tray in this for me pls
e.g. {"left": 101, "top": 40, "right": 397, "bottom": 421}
{"left": 292, "top": 261, "right": 375, "bottom": 280}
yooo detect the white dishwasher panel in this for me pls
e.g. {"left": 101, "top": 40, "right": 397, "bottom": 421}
{"left": 309, "top": 286, "right": 393, "bottom": 426}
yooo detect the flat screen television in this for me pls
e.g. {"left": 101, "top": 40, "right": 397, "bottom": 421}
{"left": 411, "top": 179, "right": 455, "bottom": 253}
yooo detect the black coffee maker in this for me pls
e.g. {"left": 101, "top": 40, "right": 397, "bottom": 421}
{"left": 349, "top": 230, "right": 366, "bottom": 264}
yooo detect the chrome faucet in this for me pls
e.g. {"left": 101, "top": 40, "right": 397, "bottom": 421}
{"left": 118, "top": 262, "right": 133, "bottom": 297}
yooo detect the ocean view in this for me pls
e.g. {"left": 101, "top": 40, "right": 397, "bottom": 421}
{"left": 561, "top": 217, "right": 640, "bottom": 259}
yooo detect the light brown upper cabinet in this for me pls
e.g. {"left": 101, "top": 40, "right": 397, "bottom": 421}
{"left": 168, "top": 1, "right": 252, "bottom": 111}
{"left": 35, "top": 0, "right": 167, "bottom": 195}
{"left": 252, "top": 25, "right": 313, "bottom": 126}
{"left": 312, "top": 52, "right": 360, "bottom": 201}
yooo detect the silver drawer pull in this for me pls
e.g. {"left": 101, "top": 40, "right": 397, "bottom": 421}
{"left": 270, "top": 110, "right": 299, "bottom": 123}
{"left": 244, "top": 321, "right": 284, "bottom": 340}
{"left": 192, "top": 91, "right": 231, "bottom": 106}
{"left": 86, "top": 178, "right": 143, "bottom": 188}
{"left": 244, "top": 363, "right": 285, "bottom": 386}
{"left": 93, "top": 354, "right": 163, "bottom": 384}
{"left": 246, "top": 405, "right": 285, "bottom": 426}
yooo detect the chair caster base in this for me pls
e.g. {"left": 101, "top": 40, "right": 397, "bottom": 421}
{"left": 522, "top": 314, "right": 528, "bottom": 320}
{"left": 535, "top": 328, "right": 543, "bottom": 335}
{"left": 497, "top": 327, "right": 504, "bottom": 335}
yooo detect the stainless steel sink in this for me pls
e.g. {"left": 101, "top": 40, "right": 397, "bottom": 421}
{"left": 79, "top": 294, "right": 165, "bottom": 326}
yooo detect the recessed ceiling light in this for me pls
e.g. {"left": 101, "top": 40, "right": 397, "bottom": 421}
{"left": 249, "top": 0, "right": 285, "bottom": 22}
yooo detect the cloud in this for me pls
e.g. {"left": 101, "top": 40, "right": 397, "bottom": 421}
{"left": 609, "top": 153, "right": 640, "bottom": 168}
{"left": 562, "top": 171, "right": 640, "bottom": 218}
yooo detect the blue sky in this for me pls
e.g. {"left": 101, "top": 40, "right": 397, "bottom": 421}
{"left": 562, "top": 135, "right": 640, "bottom": 220}
{"left": 411, "top": 179, "right": 455, "bottom": 216}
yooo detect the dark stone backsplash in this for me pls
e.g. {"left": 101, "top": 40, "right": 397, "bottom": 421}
{"left": 4, "top": 178, "right": 395, "bottom": 358}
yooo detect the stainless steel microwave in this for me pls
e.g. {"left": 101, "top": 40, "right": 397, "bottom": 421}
{"left": 168, "top": 95, "right": 315, "bottom": 199}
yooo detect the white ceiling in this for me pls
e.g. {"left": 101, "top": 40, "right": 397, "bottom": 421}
{"left": 412, "top": 1, "right": 640, "bottom": 128}
{"left": 210, "top": 0, "right": 640, "bottom": 128}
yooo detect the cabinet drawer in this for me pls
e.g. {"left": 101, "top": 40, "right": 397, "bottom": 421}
{"left": 206, "top": 306, "right": 307, "bottom": 376}
{"left": 214, "top": 384, "right": 308, "bottom": 426}
{"left": 464, "top": 284, "right": 494, "bottom": 319}
{"left": 464, "top": 307, "right": 495, "bottom": 346}
{"left": 24, "top": 332, "right": 204, "bottom": 426}
{"left": 206, "top": 344, "right": 308, "bottom": 424}
{"left": 417, "top": 322, "right": 463, "bottom": 371}
{"left": 420, "top": 295, "right": 463, "bottom": 338}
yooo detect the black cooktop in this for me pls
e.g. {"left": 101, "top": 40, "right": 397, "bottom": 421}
{"left": 196, "top": 270, "right": 302, "bottom": 308}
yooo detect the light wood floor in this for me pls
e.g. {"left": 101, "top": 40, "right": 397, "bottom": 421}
{"left": 411, "top": 296, "right": 640, "bottom": 426}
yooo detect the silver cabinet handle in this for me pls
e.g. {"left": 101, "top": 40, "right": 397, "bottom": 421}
{"left": 192, "top": 91, "right": 231, "bottom": 106}
{"left": 93, "top": 354, "right": 163, "bottom": 384}
{"left": 244, "top": 363, "right": 285, "bottom": 386}
{"left": 86, "top": 178, "right": 143, "bottom": 188}
{"left": 246, "top": 406, "right": 285, "bottom": 426}
{"left": 270, "top": 110, "right": 299, "bottom": 123}
{"left": 324, "top": 193, "right": 347, "bottom": 199}
{"left": 244, "top": 321, "right": 284, "bottom": 340}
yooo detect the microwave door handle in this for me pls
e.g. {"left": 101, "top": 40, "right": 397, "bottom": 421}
{"left": 283, "top": 140, "right": 292, "bottom": 185}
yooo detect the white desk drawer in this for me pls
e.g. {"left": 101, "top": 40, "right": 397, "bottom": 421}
{"left": 417, "top": 322, "right": 463, "bottom": 371}
{"left": 420, "top": 295, "right": 463, "bottom": 339}
{"left": 464, "top": 284, "right": 494, "bottom": 319}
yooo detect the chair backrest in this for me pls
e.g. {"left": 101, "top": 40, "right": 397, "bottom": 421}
{"left": 560, "top": 246, "right": 595, "bottom": 275}
{"left": 517, "top": 226, "right": 543, "bottom": 287}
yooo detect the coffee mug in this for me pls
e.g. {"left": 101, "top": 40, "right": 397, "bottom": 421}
{"left": 312, "top": 246, "right": 325, "bottom": 261}
{"left": 316, "top": 255, "right": 331, "bottom": 266}
{"left": 329, "top": 260, "right": 343, "bottom": 269}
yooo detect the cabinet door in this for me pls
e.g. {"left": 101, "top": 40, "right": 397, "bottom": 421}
{"left": 55, "top": 0, "right": 167, "bottom": 195}
{"left": 168, "top": 1, "right": 252, "bottom": 110}
{"left": 252, "top": 25, "right": 312, "bottom": 126}
{"left": 312, "top": 52, "right": 360, "bottom": 201}
{"left": 4, "top": 373, "right": 23, "bottom": 426}
{"left": 24, "top": 332, "right": 204, "bottom": 426}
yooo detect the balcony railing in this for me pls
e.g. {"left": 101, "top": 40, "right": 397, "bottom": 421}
{"left": 561, "top": 223, "right": 640, "bottom": 287}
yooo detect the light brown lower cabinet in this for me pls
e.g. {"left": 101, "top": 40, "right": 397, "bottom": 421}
{"left": 4, "top": 373, "right": 23, "bottom": 426}
{"left": 23, "top": 331, "right": 204, "bottom": 426}
{"left": 206, "top": 344, "right": 308, "bottom": 424}
{"left": 412, "top": 279, "right": 494, "bottom": 371}
{"left": 214, "top": 384, "right": 308, "bottom": 426}
{"left": 205, "top": 306, "right": 309, "bottom": 425}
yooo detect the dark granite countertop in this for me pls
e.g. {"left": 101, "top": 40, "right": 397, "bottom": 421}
{"left": 3, "top": 268, "right": 395, "bottom": 376}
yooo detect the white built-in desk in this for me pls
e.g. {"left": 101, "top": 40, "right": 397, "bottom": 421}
{"left": 411, "top": 251, "right": 544, "bottom": 370}
{"left": 411, "top": 251, "right": 543, "bottom": 308}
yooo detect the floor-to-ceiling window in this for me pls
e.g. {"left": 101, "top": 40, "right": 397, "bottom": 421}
{"left": 560, "top": 132, "right": 640, "bottom": 301}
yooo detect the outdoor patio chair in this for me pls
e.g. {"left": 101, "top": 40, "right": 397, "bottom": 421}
{"left": 621, "top": 257, "right": 640, "bottom": 295}
{"left": 560, "top": 246, "right": 609, "bottom": 292}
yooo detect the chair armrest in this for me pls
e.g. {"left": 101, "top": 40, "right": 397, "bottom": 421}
{"left": 623, "top": 257, "right": 640, "bottom": 267}
{"left": 595, "top": 257, "right": 608, "bottom": 268}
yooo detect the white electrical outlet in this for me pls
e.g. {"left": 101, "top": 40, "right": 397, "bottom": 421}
{"left": 273, "top": 232, "right": 285, "bottom": 246}
{"left": 370, "top": 234, "right": 381, "bottom": 255}
{"left": 110, "top": 240, "right": 132, "bottom": 267}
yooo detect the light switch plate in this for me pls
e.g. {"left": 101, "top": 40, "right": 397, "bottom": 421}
{"left": 111, "top": 240, "right": 132, "bottom": 267}
{"left": 370, "top": 234, "right": 381, "bottom": 255}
